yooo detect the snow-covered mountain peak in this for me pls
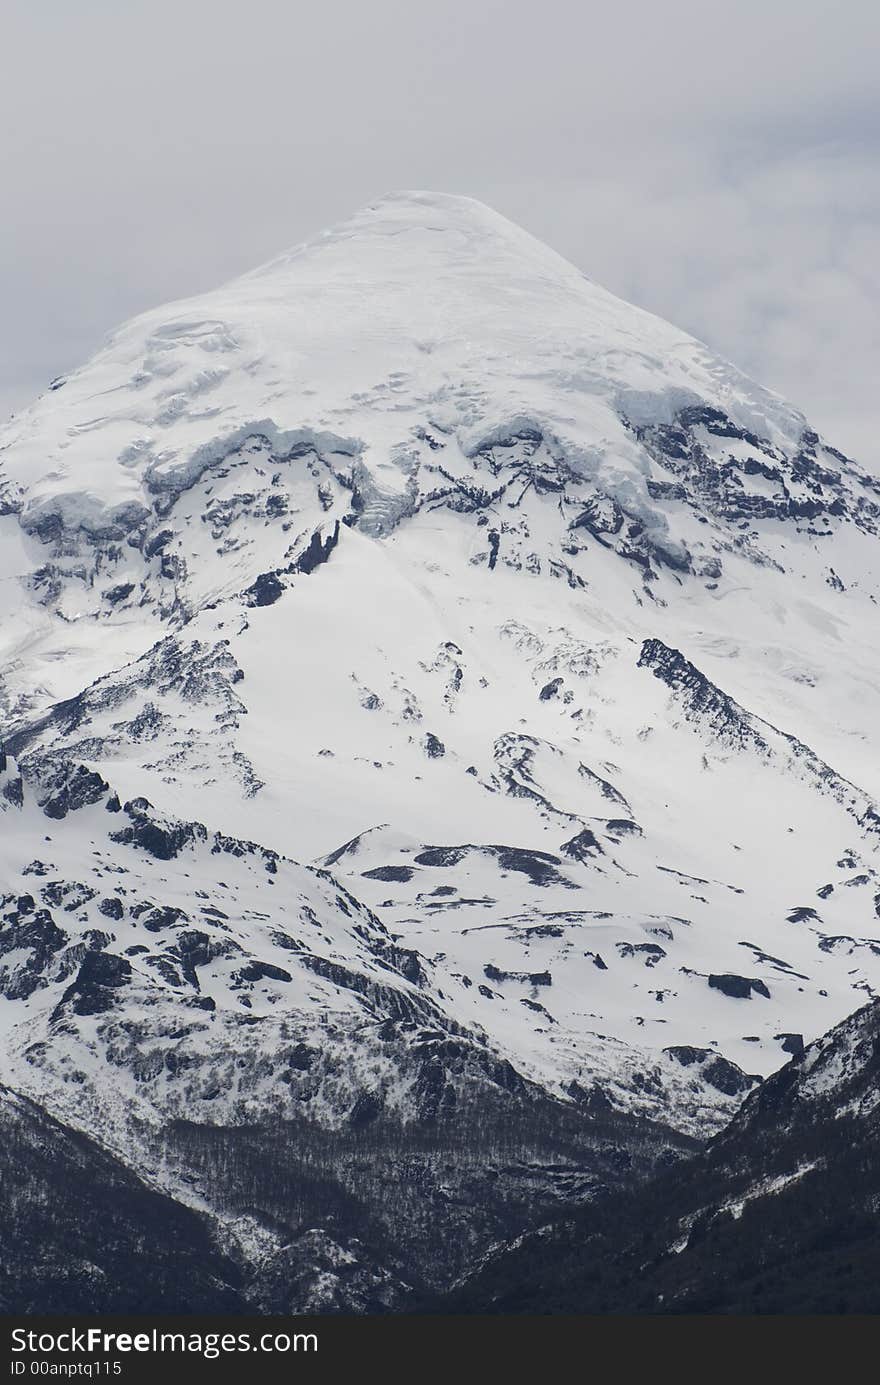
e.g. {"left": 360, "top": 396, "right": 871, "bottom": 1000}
{"left": 4, "top": 192, "right": 878, "bottom": 725}
{"left": 2, "top": 194, "right": 880, "bottom": 1184}
{"left": 1, "top": 190, "right": 821, "bottom": 555}
{"left": 253, "top": 188, "right": 581, "bottom": 280}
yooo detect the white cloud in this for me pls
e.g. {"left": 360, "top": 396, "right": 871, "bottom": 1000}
{"left": 486, "top": 143, "right": 880, "bottom": 465}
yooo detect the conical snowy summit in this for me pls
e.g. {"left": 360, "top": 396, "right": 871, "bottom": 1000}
{"left": 1, "top": 192, "right": 880, "bottom": 1309}
{"left": 0, "top": 191, "right": 827, "bottom": 545}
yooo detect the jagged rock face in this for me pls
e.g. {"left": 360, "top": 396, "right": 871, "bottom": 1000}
{"left": 634, "top": 408, "right": 880, "bottom": 538}
{"left": 1, "top": 192, "right": 880, "bottom": 1307}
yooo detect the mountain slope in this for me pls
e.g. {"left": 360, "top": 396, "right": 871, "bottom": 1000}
{"left": 440, "top": 999, "right": 880, "bottom": 1314}
{"left": 0, "top": 750, "right": 694, "bottom": 1303}
{"left": 1, "top": 192, "right": 879, "bottom": 1304}
{"left": 0, "top": 1082, "right": 242, "bottom": 1313}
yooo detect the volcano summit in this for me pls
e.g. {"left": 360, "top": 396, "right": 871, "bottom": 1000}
{"left": 1, "top": 193, "right": 879, "bottom": 1309}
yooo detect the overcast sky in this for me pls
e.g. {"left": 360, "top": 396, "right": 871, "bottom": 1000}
{"left": 2, "top": 0, "right": 878, "bottom": 466}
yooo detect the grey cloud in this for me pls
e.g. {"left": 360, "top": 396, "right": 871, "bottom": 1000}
{"left": 1, "top": 0, "right": 877, "bottom": 466}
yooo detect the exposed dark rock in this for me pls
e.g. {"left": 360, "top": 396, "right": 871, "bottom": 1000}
{"left": 110, "top": 801, "right": 208, "bottom": 860}
{"left": 298, "top": 954, "right": 434, "bottom": 1024}
{"left": 144, "top": 528, "right": 174, "bottom": 559}
{"left": 701, "top": 1057, "right": 758, "bottom": 1097}
{"left": 362, "top": 865, "right": 416, "bottom": 883}
{"left": 414, "top": 845, "right": 469, "bottom": 868}
{"left": 616, "top": 942, "right": 666, "bottom": 967}
{"left": 567, "top": 1081, "right": 615, "bottom": 1113}
{"left": 414, "top": 842, "right": 571, "bottom": 888}
{"left": 630, "top": 402, "right": 880, "bottom": 545}
{"left": 292, "top": 520, "right": 341, "bottom": 574}
{"left": 140, "top": 904, "right": 189, "bottom": 933}
{"left": 788, "top": 906, "right": 820, "bottom": 923}
{"left": 236, "top": 960, "right": 293, "bottom": 984}
{"left": 605, "top": 818, "right": 642, "bottom": 837}
{"left": 570, "top": 496, "right": 624, "bottom": 538}
{"left": 56, "top": 950, "right": 132, "bottom": 1017}
{"left": 0, "top": 907, "right": 67, "bottom": 1000}
{"left": 560, "top": 828, "right": 604, "bottom": 861}
{"left": 103, "top": 582, "right": 135, "bottom": 605}
{"left": 708, "top": 973, "right": 771, "bottom": 1000}
{"left": 2, "top": 772, "right": 24, "bottom": 808}
{"left": 539, "top": 677, "right": 564, "bottom": 700}
{"left": 289, "top": 1042, "right": 317, "bottom": 1071}
{"left": 41, "top": 879, "right": 96, "bottom": 911}
{"left": 484, "top": 964, "right": 552, "bottom": 987}
{"left": 244, "top": 571, "right": 284, "bottom": 607}
{"left": 639, "top": 639, "right": 766, "bottom": 751}
{"left": 40, "top": 763, "right": 110, "bottom": 820}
